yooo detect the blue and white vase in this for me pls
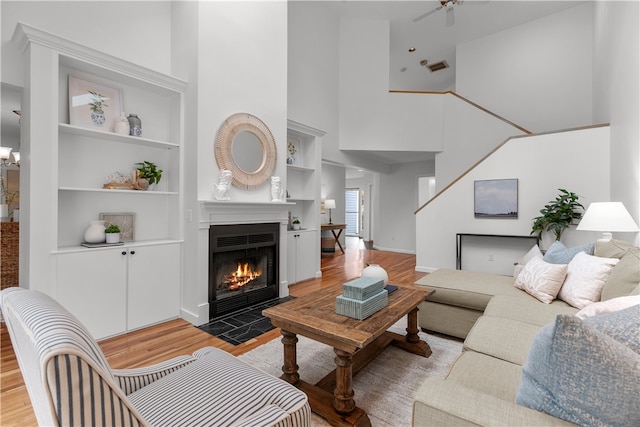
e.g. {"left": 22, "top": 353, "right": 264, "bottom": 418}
{"left": 127, "top": 114, "right": 142, "bottom": 137}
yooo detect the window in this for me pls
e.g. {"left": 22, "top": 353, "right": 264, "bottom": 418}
{"left": 345, "top": 189, "right": 360, "bottom": 235}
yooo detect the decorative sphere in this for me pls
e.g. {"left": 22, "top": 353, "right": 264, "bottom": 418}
{"left": 361, "top": 263, "right": 389, "bottom": 285}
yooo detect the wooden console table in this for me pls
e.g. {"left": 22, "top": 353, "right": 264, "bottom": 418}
{"left": 456, "top": 233, "right": 539, "bottom": 270}
{"left": 321, "top": 223, "right": 347, "bottom": 254}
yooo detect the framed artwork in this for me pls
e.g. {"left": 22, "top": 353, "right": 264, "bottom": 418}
{"left": 100, "top": 212, "right": 135, "bottom": 241}
{"left": 287, "top": 137, "right": 302, "bottom": 166}
{"left": 69, "top": 75, "right": 122, "bottom": 132}
{"left": 474, "top": 179, "right": 518, "bottom": 218}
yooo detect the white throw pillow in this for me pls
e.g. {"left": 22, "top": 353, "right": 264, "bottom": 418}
{"left": 576, "top": 295, "right": 640, "bottom": 319}
{"left": 513, "top": 244, "right": 543, "bottom": 280}
{"left": 514, "top": 257, "right": 568, "bottom": 303}
{"left": 558, "top": 252, "right": 620, "bottom": 309}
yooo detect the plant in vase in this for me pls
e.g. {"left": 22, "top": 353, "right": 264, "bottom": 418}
{"left": 292, "top": 218, "right": 301, "bottom": 230}
{"left": 134, "top": 161, "right": 163, "bottom": 190}
{"left": 531, "top": 188, "right": 584, "bottom": 242}
{"left": 105, "top": 224, "right": 121, "bottom": 244}
{"left": 88, "top": 91, "right": 108, "bottom": 127}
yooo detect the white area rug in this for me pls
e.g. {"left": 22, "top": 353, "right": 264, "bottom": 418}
{"left": 238, "top": 318, "right": 463, "bottom": 426}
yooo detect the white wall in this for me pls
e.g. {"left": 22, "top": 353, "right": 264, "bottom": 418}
{"left": 375, "top": 160, "right": 434, "bottom": 254}
{"left": 321, "top": 162, "right": 346, "bottom": 246}
{"left": 196, "top": 1, "right": 288, "bottom": 204}
{"left": 593, "top": 1, "right": 640, "bottom": 246}
{"left": 1, "top": 1, "right": 172, "bottom": 87}
{"left": 456, "top": 3, "right": 594, "bottom": 133}
{"left": 171, "top": 0, "right": 201, "bottom": 326}
{"left": 287, "top": 2, "right": 390, "bottom": 173}
{"left": 436, "top": 93, "right": 529, "bottom": 191}
{"left": 338, "top": 18, "right": 444, "bottom": 155}
{"left": 416, "top": 126, "right": 611, "bottom": 272}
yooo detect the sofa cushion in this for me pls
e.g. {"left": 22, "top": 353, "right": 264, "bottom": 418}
{"left": 557, "top": 251, "right": 619, "bottom": 308}
{"left": 601, "top": 247, "right": 640, "bottom": 300}
{"left": 464, "top": 316, "right": 542, "bottom": 365}
{"left": 484, "top": 295, "right": 577, "bottom": 326}
{"left": 415, "top": 269, "right": 523, "bottom": 311}
{"left": 514, "top": 257, "right": 567, "bottom": 303}
{"left": 445, "top": 351, "right": 522, "bottom": 402}
{"left": 516, "top": 307, "right": 640, "bottom": 427}
{"left": 594, "top": 238, "right": 635, "bottom": 258}
{"left": 542, "top": 241, "right": 594, "bottom": 264}
{"left": 413, "top": 377, "right": 578, "bottom": 427}
{"left": 576, "top": 295, "right": 640, "bottom": 318}
{"left": 128, "top": 346, "right": 310, "bottom": 427}
{"left": 513, "top": 244, "right": 543, "bottom": 279}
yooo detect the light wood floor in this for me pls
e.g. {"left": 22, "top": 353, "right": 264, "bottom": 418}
{"left": 1, "top": 238, "right": 426, "bottom": 426}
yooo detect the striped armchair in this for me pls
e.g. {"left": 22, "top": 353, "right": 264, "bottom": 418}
{"left": 0, "top": 288, "right": 310, "bottom": 427}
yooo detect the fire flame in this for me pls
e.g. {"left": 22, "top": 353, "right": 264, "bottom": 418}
{"left": 225, "top": 262, "right": 262, "bottom": 290}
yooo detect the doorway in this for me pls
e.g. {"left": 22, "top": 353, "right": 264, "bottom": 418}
{"left": 345, "top": 188, "right": 360, "bottom": 236}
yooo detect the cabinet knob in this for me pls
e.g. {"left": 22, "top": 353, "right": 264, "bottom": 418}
{"left": 121, "top": 251, "right": 127, "bottom": 256}
{"left": 130, "top": 250, "right": 136, "bottom": 255}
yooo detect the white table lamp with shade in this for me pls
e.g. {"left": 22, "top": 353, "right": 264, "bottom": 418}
{"left": 324, "top": 199, "right": 336, "bottom": 224}
{"left": 576, "top": 202, "right": 640, "bottom": 242}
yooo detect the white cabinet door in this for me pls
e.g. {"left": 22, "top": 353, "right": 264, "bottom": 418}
{"left": 296, "top": 230, "right": 318, "bottom": 282}
{"left": 287, "top": 233, "right": 298, "bottom": 284}
{"left": 56, "top": 249, "right": 127, "bottom": 340}
{"left": 287, "top": 230, "right": 318, "bottom": 284}
{"left": 127, "top": 243, "right": 181, "bottom": 330}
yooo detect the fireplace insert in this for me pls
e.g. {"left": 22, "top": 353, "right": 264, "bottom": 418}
{"left": 209, "top": 223, "right": 279, "bottom": 319}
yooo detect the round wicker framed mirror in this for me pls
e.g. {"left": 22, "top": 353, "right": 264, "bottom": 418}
{"left": 214, "top": 113, "right": 277, "bottom": 190}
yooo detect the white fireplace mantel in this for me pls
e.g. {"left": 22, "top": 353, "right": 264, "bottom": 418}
{"left": 198, "top": 200, "right": 294, "bottom": 226}
{"left": 188, "top": 200, "right": 293, "bottom": 326}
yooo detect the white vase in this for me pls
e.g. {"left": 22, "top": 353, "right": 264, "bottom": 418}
{"left": 84, "top": 220, "right": 106, "bottom": 243}
{"left": 0, "top": 204, "right": 8, "bottom": 222}
{"left": 361, "top": 263, "right": 389, "bottom": 285}
{"left": 114, "top": 112, "right": 130, "bottom": 135}
{"left": 105, "top": 232, "right": 120, "bottom": 244}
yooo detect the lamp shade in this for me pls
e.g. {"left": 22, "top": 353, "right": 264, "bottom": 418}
{"left": 325, "top": 199, "right": 336, "bottom": 210}
{"left": 577, "top": 202, "right": 640, "bottom": 237}
{"left": 0, "top": 146, "right": 12, "bottom": 161}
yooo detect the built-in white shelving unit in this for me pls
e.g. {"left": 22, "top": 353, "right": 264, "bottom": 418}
{"left": 286, "top": 120, "right": 325, "bottom": 284}
{"left": 15, "top": 23, "right": 186, "bottom": 339}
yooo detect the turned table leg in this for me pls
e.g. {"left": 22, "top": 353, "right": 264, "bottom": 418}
{"left": 333, "top": 348, "right": 356, "bottom": 415}
{"left": 406, "top": 307, "right": 421, "bottom": 344}
{"left": 280, "top": 330, "right": 300, "bottom": 385}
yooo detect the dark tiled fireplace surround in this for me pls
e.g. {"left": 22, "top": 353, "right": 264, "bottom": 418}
{"left": 208, "top": 222, "right": 280, "bottom": 320}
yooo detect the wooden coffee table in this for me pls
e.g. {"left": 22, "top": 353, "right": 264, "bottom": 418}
{"left": 263, "top": 285, "right": 432, "bottom": 427}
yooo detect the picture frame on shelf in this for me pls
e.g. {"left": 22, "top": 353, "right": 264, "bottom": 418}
{"left": 474, "top": 179, "right": 518, "bottom": 218}
{"left": 287, "top": 137, "right": 302, "bottom": 166}
{"left": 99, "top": 212, "right": 135, "bottom": 241}
{"left": 69, "top": 75, "right": 122, "bottom": 133}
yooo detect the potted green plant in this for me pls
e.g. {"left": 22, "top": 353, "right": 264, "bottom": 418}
{"left": 88, "top": 91, "right": 108, "bottom": 127}
{"left": 105, "top": 224, "right": 120, "bottom": 244}
{"left": 292, "top": 218, "right": 301, "bottom": 230}
{"left": 135, "top": 161, "right": 163, "bottom": 190}
{"left": 531, "top": 188, "right": 584, "bottom": 242}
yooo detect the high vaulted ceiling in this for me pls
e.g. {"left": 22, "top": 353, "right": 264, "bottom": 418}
{"left": 327, "top": 0, "right": 585, "bottom": 92}
{"left": 323, "top": 0, "right": 585, "bottom": 168}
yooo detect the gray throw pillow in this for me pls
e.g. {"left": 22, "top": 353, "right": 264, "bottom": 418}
{"left": 543, "top": 241, "right": 594, "bottom": 264}
{"left": 516, "top": 306, "right": 640, "bottom": 427}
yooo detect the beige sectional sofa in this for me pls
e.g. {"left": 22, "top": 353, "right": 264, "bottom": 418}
{"left": 412, "top": 239, "right": 640, "bottom": 427}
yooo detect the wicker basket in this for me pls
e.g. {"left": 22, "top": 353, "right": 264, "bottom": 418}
{"left": 1, "top": 222, "right": 19, "bottom": 289}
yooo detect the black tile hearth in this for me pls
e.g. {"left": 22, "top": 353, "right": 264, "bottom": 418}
{"left": 198, "top": 297, "right": 293, "bottom": 345}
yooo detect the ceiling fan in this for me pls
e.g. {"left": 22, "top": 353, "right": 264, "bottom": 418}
{"left": 413, "top": 0, "right": 487, "bottom": 27}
